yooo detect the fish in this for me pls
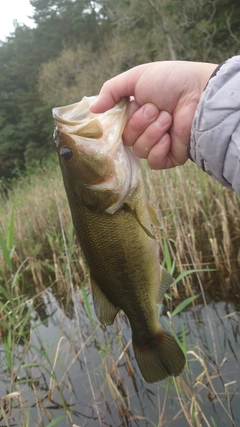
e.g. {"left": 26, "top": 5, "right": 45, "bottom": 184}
{"left": 52, "top": 96, "right": 185, "bottom": 383}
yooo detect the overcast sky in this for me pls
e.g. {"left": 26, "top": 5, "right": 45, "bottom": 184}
{"left": 0, "top": 0, "right": 34, "bottom": 41}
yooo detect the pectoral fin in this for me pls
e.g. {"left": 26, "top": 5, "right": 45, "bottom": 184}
{"left": 147, "top": 202, "right": 162, "bottom": 228}
{"left": 158, "top": 267, "right": 175, "bottom": 303}
{"left": 123, "top": 203, "right": 155, "bottom": 239}
{"left": 90, "top": 276, "right": 120, "bottom": 325}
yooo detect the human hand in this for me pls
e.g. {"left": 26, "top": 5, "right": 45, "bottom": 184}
{"left": 90, "top": 61, "right": 218, "bottom": 169}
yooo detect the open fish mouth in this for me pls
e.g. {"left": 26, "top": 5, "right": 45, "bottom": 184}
{"left": 53, "top": 96, "right": 129, "bottom": 144}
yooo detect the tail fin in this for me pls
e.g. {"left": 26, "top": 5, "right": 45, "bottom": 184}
{"left": 132, "top": 329, "right": 185, "bottom": 383}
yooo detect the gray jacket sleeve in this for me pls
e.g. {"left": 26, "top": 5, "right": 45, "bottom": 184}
{"left": 189, "top": 55, "right": 240, "bottom": 194}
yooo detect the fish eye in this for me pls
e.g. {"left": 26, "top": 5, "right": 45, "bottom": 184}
{"left": 59, "top": 147, "right": 73, "bottom": 161}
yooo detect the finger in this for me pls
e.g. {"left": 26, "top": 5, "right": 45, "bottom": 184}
{"left": 123, "top": 103, "right": 160, "bottom": 146}
{"left": 147, "top": 131, "right": 189, "bottom": 170}
{"left": 132, "top": 111, "right": 172, "bottom": 159}
{"left": 147, "top": 134, "right": 173, "bottom": 169}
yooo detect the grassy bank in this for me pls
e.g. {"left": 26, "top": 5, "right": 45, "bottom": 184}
{"left": 0, "top": 158, "right": 240, "bottom": 426}
{"left": 1, "top": 156, "right": 240, "bottom": 299}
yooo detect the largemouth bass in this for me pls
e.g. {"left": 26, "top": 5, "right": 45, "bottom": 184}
{"left": 52, "top": 96, "right": 185, "bottom": 383}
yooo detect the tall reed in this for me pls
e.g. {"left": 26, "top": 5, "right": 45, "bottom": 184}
{"left": 1, "top": 158, "right": 240, "bottom": 298}
{"left": 0, "top": 157, "right": 239, "bottom": 426}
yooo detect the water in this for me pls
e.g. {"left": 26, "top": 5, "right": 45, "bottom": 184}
{"left": 0, "top": 282, "right": 240, "bottom": 426}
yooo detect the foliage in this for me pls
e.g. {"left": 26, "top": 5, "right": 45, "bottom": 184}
{"left": 0, "top": 0, "right": 103, "bottom": 180}
{"left": 0, "top": 0, "right": 240, "bottom": 180}
{"left": 38, "top": 44, "right": 115, "bottom": 106}
{"left": 166, "top": 0, "right": 240, "bottom": 62}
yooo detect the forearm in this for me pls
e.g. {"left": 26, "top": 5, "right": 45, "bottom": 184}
{"left": 189, "top": 56, "right": 240, "bottom": 194}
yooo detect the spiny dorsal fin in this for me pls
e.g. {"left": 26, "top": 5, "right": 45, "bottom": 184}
{"left": 90, "top": 276, "right": 120, "bottom": 325}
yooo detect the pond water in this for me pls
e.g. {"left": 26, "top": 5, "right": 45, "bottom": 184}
{"left": 0, "top": 277, "right": 239, "bottom": 427}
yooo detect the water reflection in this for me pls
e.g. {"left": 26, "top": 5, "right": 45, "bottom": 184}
{"left": 0, "top": 279, "right": 239, "bottom": 427}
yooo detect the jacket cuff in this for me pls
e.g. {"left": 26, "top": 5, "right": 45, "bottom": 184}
{"left": 189, "top": 56, "right": 240, "bottom": 194}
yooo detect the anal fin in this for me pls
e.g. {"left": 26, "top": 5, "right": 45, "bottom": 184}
{"left": 90, "top": 276, "right": 120, "bottom": 325}
{"left": 158, "top": 267, "right": 175, "bottom": 303}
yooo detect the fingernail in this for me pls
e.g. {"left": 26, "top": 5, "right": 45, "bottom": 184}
{"left": 142, "top": 103, "right": 159, "bottom": 120}
{"left": 157, "top": 133, "right": 169, "bottom": 145}
{"left": 158, "top": 111, "right": 171, "bottom": 127}
{"left": 157, "top": 111, "right": 171, "bottom": 127}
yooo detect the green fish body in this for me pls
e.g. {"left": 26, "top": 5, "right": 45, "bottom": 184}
{"left": 52, "top": 96, "right": 185, "bottom": 383}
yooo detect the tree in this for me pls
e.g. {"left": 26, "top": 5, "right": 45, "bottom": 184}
{"left": 38, "top": 44, "right": 115, "bottom": 106}
{"left": 30, "top": 0, "right": 102, "bottom": 53}
{"left": 99, "top": 0, "right": 176, "bottom": 65}
{"left": 0, "top": 26, "right": 51, "bottom": 178}
{"left": 1, "top": 0, "right": 240, "bottom": 180}
{"left": 164, "top": 0, "right": 240, "bottom": 62}
{"left": 0, "top": 1, "right": 104, "bottom": 179}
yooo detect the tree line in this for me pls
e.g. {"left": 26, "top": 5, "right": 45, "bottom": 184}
{"left": 0, "top": 0, "right": 239, "bottom": 180}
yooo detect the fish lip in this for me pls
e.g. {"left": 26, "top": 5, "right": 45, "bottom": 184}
{"left": 52, "top": 96, "right": 103, "bottom": 141}
{"left": 52, "top": 96, "right": 129, "bottom": 125}
{"left": 52, "top": 96, "right": 97, "bottom": 125}
{"left": 52, "top": 96, "right": 129, "bottom": 149}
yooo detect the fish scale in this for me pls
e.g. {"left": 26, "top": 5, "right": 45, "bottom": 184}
{"left": 53, "top": 96, "right": 185, "bottom": 383}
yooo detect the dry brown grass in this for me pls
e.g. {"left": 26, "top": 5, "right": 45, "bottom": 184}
{"left": 1, "top": 158, "right": 240, "bottom": 295}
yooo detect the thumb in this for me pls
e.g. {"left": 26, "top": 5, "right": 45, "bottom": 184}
{"left": 90, "top": 92, "right": 116, "bottom": 113}
{"left": 90, "top": 67, "right": 142, "bottom": 113}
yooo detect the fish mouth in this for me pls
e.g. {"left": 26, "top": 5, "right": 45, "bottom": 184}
{"left": 52, "top": 96, "right": 96, "bottom": 125}
{"left": 52, "top": 96, "right": 130, "bottom": 162}
{"left": 52, "top": 96, "right": 104, "bottom": 140}
{"left": 52, "top": 96, "right": 129, "bottom": 142}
